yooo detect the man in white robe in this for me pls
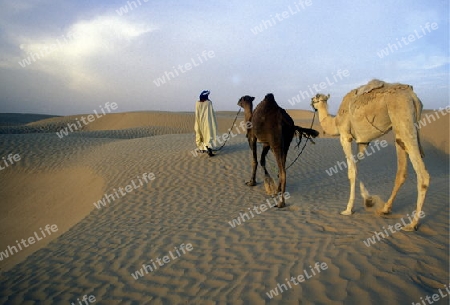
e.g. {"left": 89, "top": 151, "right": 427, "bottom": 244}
{"left": 194, "top": 90, "right": 218, "bottom": 157}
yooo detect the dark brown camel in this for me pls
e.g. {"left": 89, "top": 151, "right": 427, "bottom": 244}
{"left": 237, "top": 93, "right": 319, "bottom": 207}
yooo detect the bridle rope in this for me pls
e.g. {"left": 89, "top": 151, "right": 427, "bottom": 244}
{"left": 212, "top": 108, "right": 242, "bottom": 152}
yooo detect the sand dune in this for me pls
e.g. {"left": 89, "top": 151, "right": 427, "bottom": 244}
{"left": 0, "top": 167, "right": 104, "bottom": 271}
{"left": 0, "top": 110, "right": 448, "bottom": 304}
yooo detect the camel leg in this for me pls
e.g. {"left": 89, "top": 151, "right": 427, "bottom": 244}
{"left": 246, "top": 137, "right": 258, "bottom": 186}
{"left": 260, "top": 144, "right": 271, "bottom": 176}
{"left": 340, "top": 136, "right": 356, "bottom": 215}
{"left": 386, "top": 102, "right": 430, "bottom": 231}
{"left": 260, "top": 144, "right": 277, "bottom": 195}
{"left": 379, "top": 139, "right": 408, "bottom": 214}
{"left": 397, "top": 137, "right": 429, "bottom": 231}
{"left": 274, "top": 148, "right": 287, "bottom": 208}
{"left": 357, "top": 143, "right": 368, "bottom": 155}
{"left": 356, "top": 143, "right": 376, "bottom": 207}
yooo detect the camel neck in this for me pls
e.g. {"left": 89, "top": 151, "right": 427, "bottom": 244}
{"left": 319, "top": 114, "right": 332, "bottom": 124}
{"left": 317, "top": 107, "right": 339, "bottom": 135}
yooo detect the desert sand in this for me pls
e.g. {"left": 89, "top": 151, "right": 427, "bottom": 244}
{"left": 0, "top": 108, "right": 448, "bottom": 304}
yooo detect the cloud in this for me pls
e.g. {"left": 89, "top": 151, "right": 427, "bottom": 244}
{"left": 397, "top": 54, "right": 450, "bottom": 70}
{"left": 10, "top": 16, "right": 157, "bottom": 90}
{"left": 0, "top": 0, "right": 448, "bottom": 114}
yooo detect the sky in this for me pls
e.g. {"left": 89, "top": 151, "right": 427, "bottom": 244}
{"left": 0, "top": 0, "right": 448, "bottom": 115}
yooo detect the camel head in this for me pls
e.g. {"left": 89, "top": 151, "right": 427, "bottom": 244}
{"left": 311, "top": 93, "right": 330, "bottom": 111}
{"left": 237, "top": 95, "right": 255, "bottom": 109}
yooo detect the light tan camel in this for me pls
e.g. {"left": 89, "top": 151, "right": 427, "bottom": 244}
{"left": 311, "top": 79, "right": 429, "bottom": 231}
{"left": 238, "top": 94, "right": 319, "bottom": 207}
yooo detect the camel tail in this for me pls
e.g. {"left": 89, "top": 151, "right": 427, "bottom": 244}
{"left": 295, "top": 126, "right": 319, "bottom": 139}
{"left": 411, "top": 89, "right": 425, "bottom": 158}
{"left": 417, "top": 126, "right": 425, "bottom": 158}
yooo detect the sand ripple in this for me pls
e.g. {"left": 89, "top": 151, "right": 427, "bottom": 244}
{"left": 0, "top": 112, "right": 448, "bottom": 304}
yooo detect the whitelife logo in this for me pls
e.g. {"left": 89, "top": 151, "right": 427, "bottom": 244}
{"left": 0, "top": 224, "right": 58, "bottom": 261}
{"left": 56, "top": 102, "right": 118, "bottom": 139}
{"left": 265, "top": 262, "right": 328, "bottom": 299}
{"left": 130, "top": 243, "right": 194, "bottom": 280}
{"left": 153, "top": 51, "right": 215, "bottom": 87}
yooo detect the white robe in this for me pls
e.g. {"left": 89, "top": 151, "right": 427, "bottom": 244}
{"left": 194, "top": 100, "right": 218, "bottom": 150}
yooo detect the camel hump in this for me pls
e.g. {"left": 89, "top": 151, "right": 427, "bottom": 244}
{"left": 265, "top": 93, "right": 275, "bottom": 102}
{"left": 355, "top": 79, "right": 386, "bottom": 96}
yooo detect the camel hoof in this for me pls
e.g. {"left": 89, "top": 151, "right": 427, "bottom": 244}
{"left": 340, "top": 210, "right": 353, "bottom": 216}
{"left": 277, "top": 202, "right": 286, "bottom": 208}
{"left": 401, "top": 224, "right": 418, "bottom": 232}
{"left": 245, "top": 181, "right": 256, "bottom": 186}
{"left": 377, "top": 208, "right": 391, "bottom": 215}
{"left": 364, "top": 198, "right": 374, "bottom": 208}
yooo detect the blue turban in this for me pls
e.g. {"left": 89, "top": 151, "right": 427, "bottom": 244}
{"left": 199, "top": 90, "right": 210, "bottom": 101}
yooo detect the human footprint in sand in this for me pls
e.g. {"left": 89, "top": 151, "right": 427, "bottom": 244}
{"left": 194, "top": 90, "right": 218, "bottom": 157}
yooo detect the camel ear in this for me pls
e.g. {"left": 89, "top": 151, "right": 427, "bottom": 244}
{"left": 244, "top": 95, "right": 254, "bottom": 102}
{"left": 327, "top": 94, "right": 330, "bottom": 99}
